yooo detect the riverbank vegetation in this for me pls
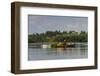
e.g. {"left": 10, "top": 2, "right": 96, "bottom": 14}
{"left": 28, "top": 31, "right": 87, "bottom": 43}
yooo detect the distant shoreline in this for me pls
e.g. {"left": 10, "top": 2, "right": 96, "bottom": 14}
{"left": 28, "top": 42, "right": 87, "bottom": 48}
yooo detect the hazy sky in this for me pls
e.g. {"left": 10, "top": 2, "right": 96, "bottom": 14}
{"left": 28, "top": 15, "right": 88, "bottom": 34}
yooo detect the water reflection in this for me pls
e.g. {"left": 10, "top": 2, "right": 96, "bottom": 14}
{"left": 28, "top": 43, "right": 88, "bottom": 61}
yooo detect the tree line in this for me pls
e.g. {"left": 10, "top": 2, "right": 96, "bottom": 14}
{"left": 28, "top": 31, "right": 87, "bottom": 43}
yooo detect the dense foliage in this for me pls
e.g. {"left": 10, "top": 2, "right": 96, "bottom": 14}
{"left": 28, "top": 31, "right": 87, "bottom": 43}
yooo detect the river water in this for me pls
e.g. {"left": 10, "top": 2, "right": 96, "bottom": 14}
{"left": 28, "top": 43, "right": 88, "bottom": 61}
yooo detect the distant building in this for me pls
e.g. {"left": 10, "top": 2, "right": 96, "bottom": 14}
{"left": 42, "top": 44, "right": 51, "bottom": 48}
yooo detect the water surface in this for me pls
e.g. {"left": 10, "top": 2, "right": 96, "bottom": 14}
{"left": 28, "top": 43, "right": 88, "bottom": 61}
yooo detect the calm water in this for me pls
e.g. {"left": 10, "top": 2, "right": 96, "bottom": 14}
{"left": 28, "top": 43, "right": 88, "bottom": 61}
